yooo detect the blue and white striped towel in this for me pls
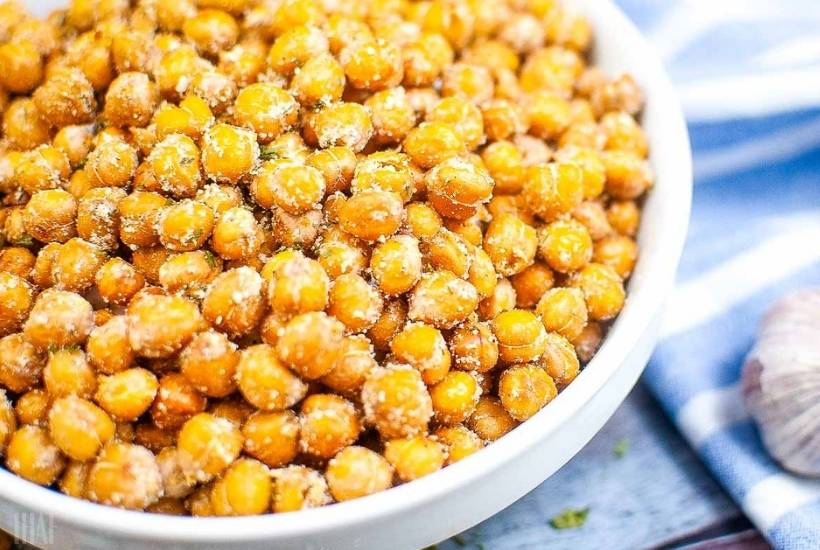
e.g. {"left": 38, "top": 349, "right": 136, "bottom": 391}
{"left": 617, "top": 1, "right": 820, "bottom": 548}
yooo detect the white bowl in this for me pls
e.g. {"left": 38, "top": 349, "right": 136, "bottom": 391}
{"left": 1, "top": 1, "right": 692, "bottom": 548}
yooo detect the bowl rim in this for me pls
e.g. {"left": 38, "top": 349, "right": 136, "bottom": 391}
{"left": 0, "top": 0, "right": 693, "bottom": 543}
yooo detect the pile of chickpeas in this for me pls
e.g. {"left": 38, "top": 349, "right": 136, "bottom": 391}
{"left": 0, "top": 0, "right": 650, "bottom": 517}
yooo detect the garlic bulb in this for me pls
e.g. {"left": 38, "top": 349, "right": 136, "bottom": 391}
{"left": 741, "top": 288, "right": 820, "bottom": 477}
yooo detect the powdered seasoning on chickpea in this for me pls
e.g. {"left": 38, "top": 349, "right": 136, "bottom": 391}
{"left": 0, "top": 0, "right": 650, "bottom": 514}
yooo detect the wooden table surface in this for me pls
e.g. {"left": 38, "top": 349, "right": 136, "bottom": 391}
{"left": 6, "top": 381, "right": 767, "bottom": 550}
{"left": 434, "top": 381, "right": 768, "bottom": 550}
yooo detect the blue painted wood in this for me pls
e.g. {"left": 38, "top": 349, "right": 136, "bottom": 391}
{"left": 437, "top": 382, "right": 743, "bottom": 550}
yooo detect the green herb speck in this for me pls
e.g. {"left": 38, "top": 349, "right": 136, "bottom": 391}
{"left": 613, "top": 438, "right": 629, "bottom": 459}
{"left": 452, "top": 535, "right": 467, "bottom": 547}
{"left": 259, "top": 145, "right": 281, "bottom": 161}
{"left": 549, "top": 507, "right": 590, "bottom": 530}
{"left": 204, "top": 250, "right": 217, "bottom": 268}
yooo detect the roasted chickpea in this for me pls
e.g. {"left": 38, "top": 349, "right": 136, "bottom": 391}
{"left": 48, "top": 396, "right": 115, "bottom": 461}
{"left": 149, "top": 372, "right": 207, "bottom": 431}
{"left": 305, "top": 146, "right": 356, "bottom": 195}
{"left": 234, "top": 83, "right": 299, "bottom": 142}
{"left": 572, "top": 200, "right": 612, "bottom": 240}
{"left": 24, "top": 289, "right": 94, "bottom": 349}
{"left": 86, "top": 316, "right": 134, "bottom": 376}
{"left": 95, "top": 258, "right": 144, "bottom": 306}
{"left": 0, "top": 333, "right": 44, "bottom": 393}
{"left": 434, "top": 424, "right": 484, "bottom": 464}
{"left": 521, "top": 162, "right": 584, "bottom": 222}
{"left": 310, "top": 102, "right": 373, "bottom": 152}
{"left": 539, "top": 332, "right": 581, "bottom": 388}
{"left": 538, "top": 218, "right": 593, "bottom": 274}
{"left": 265, "top": 253, "right": 328, "bottom": 316}
{"left": 425, "top": 155, "right": 493, "bottom": 220}
{"left": 131, "top": 247, "right": 174, "bottom": 286}
{"left": 75, "top": 187, "right": 126, "bottom": 252}
{"left": 50, "top": 237, "right": 104, "bottom": 292}
{"left": 570, "top": 262, "right": 625, "bottom": 321}
{"left": 593, "top": 234, "right": 638, "bottom": 279}
{"left": 467, "top": 395, "right": 517, "bottom": 441}
{"left": 361, "top": 364, "right": 433, "bottom": 439}
{"left": 155, "top": 95, "right": 214, "bottom": 141}
{"left": 320, "top": 334, "right": 376, "bottom": 397}
{"left": 201, "top": 123, "right": 259, "bottom": 184}
{"left": 403, "top": 202, "right": 442, "bottom": 239}
{"left": 448, "top": 321, "right": 499, "bottom": 373}
{"left": 430, "top": 371, "right": 481, "bottom": 425}
{"left": 0, "top": 272, "right": 33, "bottom": 337}
{"left": 211, "top": 206, "right": 264, "bottom": 261}
{"left": 85, "top": 139, "right": 138, "bottom": 189}
{"left": 271, "top": 465, "right": 331, "bottom": 512}
{"left": 236, "top": 344, "right": 307, "bottom": 411}
{"left": 403, "top": 121, "right": 464, "bottom": 169}
{"left": 158, "top": 200, "right": 215, "bottom": 251}
{"left": 242, "top": 410, "right": 299, "bottom": 468}
{"left": 498, "top": 364, "right": 557, "bottom": 421}
{"left": 574, "top": 320, "right": 602, "bottom": 363}
{"left": 0, "top": 40, "right": 42, "bottom": 94}
{"left": 491, "top": 309, "right": 547, "bottom": 364}
{"left": 16, "top": 145, "right": 70, "bottom": 195}
{"left": 338, "top": 190, "right": 403, "bottom": 242}
{"left": 326, "top": 445, "right": 393, "bottom": 501}
{"left": 95, "top": 367, "right": 159, "bottom": 422}
{"left": 267, "top": 24, "right": 328, "bottom": 76}
{"left": 183, "top": 9, "right": 239, "bottom": 57}
{"left": 6, "top": 425, "right": 65, "bottom": 485}
{"left": 33, "top": 68, "right": 96, "bottom": 127}
{"left": 391, "top": 323, "right": 451, "bottom": 385}
{"left": 210, "top": 458, "right": 271, "bottom": 517}
{"left": 3, "top": 98, "right": 50, "bottom": 150}
{"left": 127, "top": 293, "right": 205, "bottom": 358}
{"left": 510, "top": 262, "right": 555, "bottom": 309}
{"left": 384, "top": 436, "right": 445, "bottom": 482}
{"left": 483, "top": 213, "right": 538, "bottom": 277}
{"left": 0, "top": 246, "right": 33, "bottom": 278}
{"left": 276, "top": 311, "right": 345, "bottom": 380}
{"left": 177, "top": 412, "right": 242, "bottom": 482}
{"left": 324, "top": 273, "right": 382, "bottom": 333}
{"left": 203, "top": 266, "right": 262, "bottom": 337}
{"left": 368, "top": 235, "right": 421, "bottom": 296}
{"left": 298, "top": 394, "right": 360, "bottom": 459}
{"left": 535, "top": 287, "right": 588, "bottom": 343}
{"left": 103, "top": 72, "right": 159, "bottom": 128}
{"left": 341, "top": 39, "right": 402, "bottom": 92}
{"left": 44, "top": 348, "right": 95, "bottom": 399}
{"left": 87, "top": 442, "right": 162, "bottom": 510}
{"left": 13, "top": 388, "right": 48, "bottom": 427}
{"left": 408, "top": 270, "right": 479, "bottom": 329}
{"left": 607, "top": 199, "right": 640, "bottom": 237}
{"left": 602, "top": 150, "right": 653, "bottom": 200}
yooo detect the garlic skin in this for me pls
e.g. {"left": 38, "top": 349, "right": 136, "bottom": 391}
{"left": 741, "top": 289, "right": 820, "bottom": 477}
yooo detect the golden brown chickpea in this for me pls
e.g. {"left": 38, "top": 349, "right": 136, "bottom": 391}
{"left": 466, "top": 395, "right": 517, "bottom": 441}
{"left": 155, "top": 96, "right": 214, "bottom": 142}
{"left": 441, "top": 62, "right": 494, "bottom": 105}
{"left": 59, "top": 459, "right": 90, "bottom": 498}
{"left": 127, "top": 293, "right": 205, "bottom": 358}
{"left": 521, "top": 162, "right": 584, "bottom": 222}
{"left": 87, "top": 442, "right": 162, "bottom": 510}
{"left": 341, "top": 39, "right": 403, "bottom": 92}
{"left": 154, "top": 44, "right": 207, "bottom": 99}
{"left": 607, "top": 199, "right": 640, "bottom": 237}
{"left": 574, "top": 320, "right": 602, "bottom": 363}
{"left": 86, "top": 315, "right": 134, "bottom": 375}
{"left": 50, "top": 237, "right": 104, "bottom": 293}
{"left": 95, "top": 258, "right": 145, "bottom": 306}
{"left": 44, "top": 348, "right": 96, "bottom": 399}
{"left": 520, "top": 46, "right": 583, "bottom": 95}
{"left": 151, "top": 373, "right": 208, "bottom": 431}
{"left": 539, "top": 332, "right": 581, "bottom": 388}
{"left": 298, "top": 393, "right": 360, "bottom": 459}
{"left": 434, "top": 424, "right": 484, "bottom": 464}
{"left": 131, "top": 247, "right": 174, "bottom": 286}
{"left": 33, "top": 68, "right": 97, "bottom": 128}
{"left": 86, "top": 139, "right": 138, "bottom": 189}
{"left": 210, "top": 458, "right": 271, "bottom": 517}
{"left": 103, "top": 72, "right": 159, "bottom": 129}
{"left": 369, "top": 235, "right": 422, "bottom": 296}
{"left": 570, "top": 262, "right": 626, "bottom": 321}
{"left": 478, "top": 276, "right": 517, "bottom": 321}
{"left": 384, "top": 435, "right": 446, "bottom": 481}
{"left": 560, "top": 120, "right": 605, "bottom": 150}
{"left": 3, "top": 98, "right": 50, "bottom": 150}
{"left": 24, "top": 289, "right": 94, "bottom": 349}
{"left": 178, "top": 330, "right": 238, "bottom": 399}
{"left": 449, "top": 321, "right": 499, "bottom": 373}
{"left": 403, "top": 202, "right": 443, "bottom": 239}
{"left": 276, "top": 311, "right": 345, "bottom": 380}
{"left": 0, "top": 333, "right": 44, "bottom": 394}
{"left": 15, "top": 389, "right": 49, "bottom": 429}
{"left": 365, "top": 298, "right": 405, "bottom": 352}
{"left": 191, "top": 70, "right": 240, "bottom": 116}
{"left": 526, "top": 90, "right": 571, "bottom": 141}
{"left": 326, "top": 445, "right": 393, "bottom": 501}
{"left": 6, "top": 425, "right": 66, "bottom": 485}
{"left": 234, "top": 83, "right": 299, "bottom": 142}
{"left": 408, "top": 270, "right": 479, "bottom": 329}
{"left": 196, "top": 183, "right": 243, "bottom": 216}
{"left": 361, "top": 364, "right": 433, "bottom": 439}
{"left": 327, "top": 273, "right": 383, "bottom": 333}
{"left": 218, "top": 39, "right": 267, "bottom": 87}
{"left": 266, "top": 253, "right": 329, "bottom": 316}
{"left": 338, "top": 190, "right": 403, "bottom": 242}
{"left": 158, "top": 251, "right": 219, "bottom": 297}
{"left": 95, "top": 367, "right": 159, "bottom": 422}
{"left": 157, "top": 200, "right": 214, "bottom": 252}
{"left": 202, "top": 267, "right": 265, "bottom": 337}
{"left": 593, "top": 234, "right": 638, "bottom": 279}
{"left": 427, "top": 96, "right": 485, "bottom": 151}
{"left": 497, "top": 12, "right": 543, "bottom": 53}
{"left": 0, "top": 272, "right": 33, "bottom": 337}
{"left": 132, "top": 422, "right": 177, "bottom": 454}
{"left": 183, "top": 9, "right": 239, "bottom": 57}
{"left": 210, "top": 206, "right": 264, "bottom": 261}
{"left": 535, "top": 287, "right": 588, "bottom": 343}
{"left": 236, "top": 344, "right": 307, "bottom": 411}
{"left": 48, "top": 395, "right": 115, "bottom": 461}
{"left": 572, "top": 200, "right": 612, "bottom": 241}
{"left": 145, "top": 134, "right": 201, "bottom": 198}
{"left": 242, "top": 410, "right": 299, "bottom": 468}
{"left": 16, "top": 145, "right": 70, "bottom": 195}
{"left": 482, "top": 99, "right": 528, "bottom": 142}
{"left": 364, "top": 88, "right": 416, "bottom": 146}
{"left": 492, "top": 309, "right": 548, "bottom": 364}
{"left": 555, "top": 147, "right": 605, "bottom": 200}
{"left": 420, "top": 0, "right": 475, "bottom": 49}
{"left": 483, "top": 213, "right": 538, "bottom": 277}
{"left": 420, "top": 229, "right": 471, "bottom": 278}
{"left": 391, "top": 323, "right": 451, "bottom": 385}
{"left": 117, "top": 192, "right": 166, "bottom": 248}
{"left": 0, "top": 40, "right": 42, "bottom": 94}
{"left": 430, "top": 370, "right": 481, "bottom": 425}
{"left": 252, "top": 161, "right": 325, "bottom": 215}
{"left": 0, "top": 245, "right": 34, "bottom": 278}
{"left": 498, "top": 364, "right": 557, "bottom": 421}
{"left": 401, "top": 32, "right": 452, "bottom": 87}
{"left": 75, "top": 187, "right": 126, "bottom": 252}
{"left": 510, "top": 262, "right": 555, "bottom": 309}
{"left": 602, "top": 150, "right": 653, "bottom": 200}
{"left": 267, "top": 24, "right": 328, "bottom": 76}
{"left": 305, "top": 147, "right": 356, "bottom": 195}
{"left": 403, "top": 121, "right": 464, "bottom": 169}
{"left": 202, "top": 124, "right": 259, "bottom": 184}
{"left": 351, "top": 151, "right": 419, "bottom": 202}
{"left": 0, "top": 389, "right": 15, "bottom": 453}
{"left": 320, "top": 334, "right": 376, "bottom": 397}
{"left": 538, "top": 218, "right": 593, "bottom": 274}
{"left": 176, "top": 412, "right": 243, "bottom": 482}
{"left": 271, "top": 206, "right": 323, "bottom": 249}
{"left": 310, "top": 102, "right": 373, "bottom": 152}
{"left": 271, "top": 465, "right": 331, "bottom": 512}
{"left": 425, "top": 155, "right": 493, "bottom": 221}
{"left": 315, "top": 226, "right": 368, "bottom": 279}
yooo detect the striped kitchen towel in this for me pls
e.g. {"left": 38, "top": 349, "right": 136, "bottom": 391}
{"left": 617, "top": 1, "right": 820, "bottom": 548}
